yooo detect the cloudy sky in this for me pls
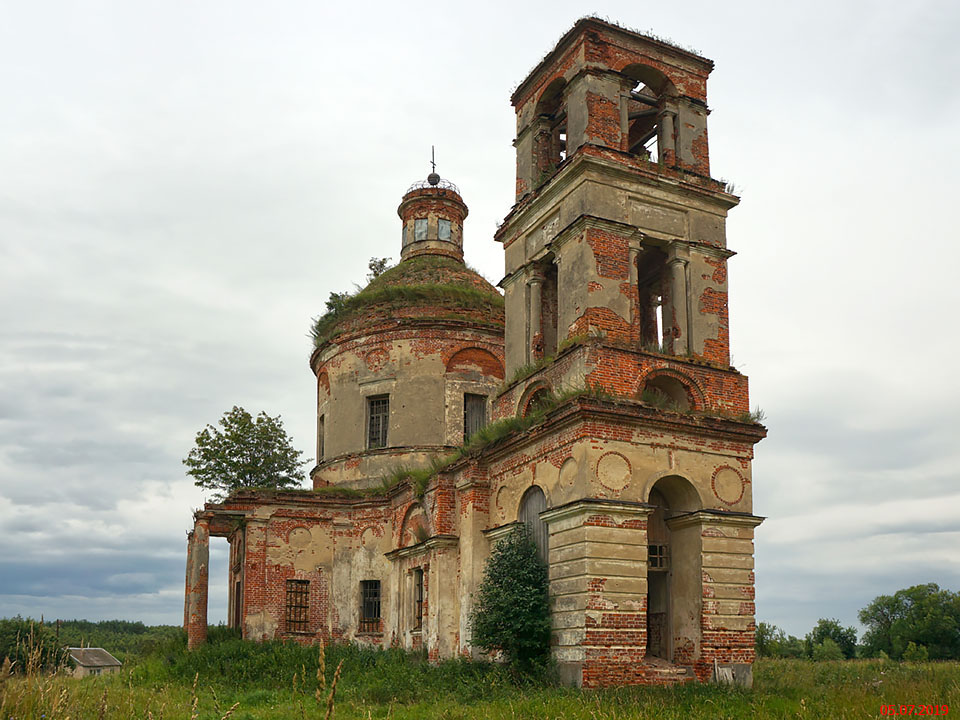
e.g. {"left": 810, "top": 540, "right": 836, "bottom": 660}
{"left": 1, "top": 0, "right": 958, "bottom": 638}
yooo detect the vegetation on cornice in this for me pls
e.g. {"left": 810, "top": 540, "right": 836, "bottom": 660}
{"left": 310, "top": 255, "right": 504, "bottom": 350}
{"left": 639, "top": 388, "right": 766, "bottom": 425}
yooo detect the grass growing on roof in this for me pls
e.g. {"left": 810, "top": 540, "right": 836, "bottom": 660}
{"left": 310, "top": 255, "right": 504, "bottom": 350}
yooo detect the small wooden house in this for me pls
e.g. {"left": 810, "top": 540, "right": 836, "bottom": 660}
{"left": 67, "top": 647, "right": 121, "bottom": 678}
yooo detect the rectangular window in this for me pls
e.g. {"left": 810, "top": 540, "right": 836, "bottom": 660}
{"left": 317, "top": 415, "right": 325, "bottom": 462}
{"left": 648, "top": 544, "right": 669, "bottom": 570}
{"left": 360, "top": 580, "right": 381, "bottom": 632}
{"left": 438, "top": 218, "right": 451, "bottom": 240}
{"left": 367, "top": 395, "right": 389, "bottom": 449}
{"left": 463, "top": 393, "right": 487, "bottom": 442}
{"left": 413, "top": 568, "right": 424, "bottom": 630}
{"left": 285, "top": 579, "right": 310, "bottom": 633}
{"left": 414, "top": 218, "right": 428, "bottom": 242}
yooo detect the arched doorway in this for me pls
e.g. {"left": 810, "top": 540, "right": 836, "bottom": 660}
{"left": 645, "top": 476, "right": 701, "bottom": 665}
{"left": 646, "top": 488, "right": 670, "bottom": 659}
{"left": 519, "top": 486, "right": 548, "bottom": 564}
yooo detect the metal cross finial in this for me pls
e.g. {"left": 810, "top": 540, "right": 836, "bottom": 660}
{"left": 427, "top": 146, "right": 440, "bottom": 186}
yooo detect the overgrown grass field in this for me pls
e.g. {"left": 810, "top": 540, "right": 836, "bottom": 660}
{"left": 2, "top": 631, "right": 958, "bottom": 719}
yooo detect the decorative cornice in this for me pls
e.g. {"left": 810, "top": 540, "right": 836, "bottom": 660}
{"left": 385, "top": 535, "right": 459, "bottom": 560}
{"left": 540, "top": 497, "right": 653, "bottom": 525}
{"left": 483, "top": 521, "right": 523, "bottom": 541}
{"left": 666, "top": 509, "right": 764, "bottom": 530}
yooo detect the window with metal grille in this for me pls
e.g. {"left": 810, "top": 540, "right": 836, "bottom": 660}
{"left": 367, "top": 396, "right": 389, "bottom": 449}
{"left": 359, "top": 580, "right": 381, "bottom": 632}
{"left": 463, "top": 393, "right": 487, "bottom": 442}
{"left": 285, "top": 579, "right": 310, "bottom": 633}
{"left": 412, "top": 568, "right": 424, "bottom": 630}
{"left": 648, "top": 544, "right": 669, "bottom": 570}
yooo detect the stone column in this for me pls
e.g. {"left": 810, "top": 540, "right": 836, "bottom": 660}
{"left": 541, "top": 499, "right": 651, "bottom": 688}
{"left": 627, "top": 241, "right": 641, "bottom": 341}
{"left": 667, "top": 255, "right": 689, "bottom": 355}
{"left": 184, "top": 517, "right": 210, "bottom": 649}
{"left": 528, "top": 274, "right": 543, "bottom": 362}
{"left": 658, "top": 109, "right": 677, "bottom": 167}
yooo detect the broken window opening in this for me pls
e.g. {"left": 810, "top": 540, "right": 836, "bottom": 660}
{"left": 534, "top": 78, "right": 567, "bottom": 182}
{"left": 628, "top": 82, "right": 659, "bottom": 163}
{"left": 317, "top": 415, "right": 325, "bottom": 462}
{"left": 285, "top": 579, "right": 310, "bottom": 633}
{"left": 636, "top": 247, "right": 668, "bottom": 351}
{"left": 523, "top": 387, "right": 551, "bottom": 418}
{"left": 622, "top": 64, "right": 675, "bottom": 166}
{"left": 412, "top": 568, "right": 424, "bottom": 630}
{"left": 367, "top": 395, "right": 389, "bottom": 449}
{"left": 540, "top": 260, "right": 558, "bottom": 356}
{"left": 464, "top": 393, "right": 487, "bottom": 443}
{"left": 360, "top": 579, "right": 381, "bottom": 633}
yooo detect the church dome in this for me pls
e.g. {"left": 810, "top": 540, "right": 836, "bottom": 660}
{"left": 308, "top": 175, "right": 505, "bottom": 491}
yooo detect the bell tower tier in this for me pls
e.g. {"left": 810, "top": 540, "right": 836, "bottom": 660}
{"left": 496, "top": 18, "right": 739, "bottom": 390}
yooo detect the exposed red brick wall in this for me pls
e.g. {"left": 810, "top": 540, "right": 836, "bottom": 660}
{"left": 445, "top": 347, "right": 505, "bottom": 379}
{"left": 585, "top": 91, "right": 621, "bottom": 148}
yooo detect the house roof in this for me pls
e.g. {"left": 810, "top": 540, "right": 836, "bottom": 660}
{"left": 67, "top": 647, "right": 122, "bottom": 667}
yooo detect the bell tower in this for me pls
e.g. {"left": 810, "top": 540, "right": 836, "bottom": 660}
{"left": 493, "top": 18, "right": 765, "bottom": 688}
{"left": 497, "top": 17, "right": 735, "bottom": 378}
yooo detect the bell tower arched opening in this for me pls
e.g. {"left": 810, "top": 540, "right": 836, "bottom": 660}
{"left": 621, "top": 64, "right": 678, "bottom": 167}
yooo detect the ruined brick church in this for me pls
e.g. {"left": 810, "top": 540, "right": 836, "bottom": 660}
{"left": 184, "top": 17, "right": 766, "bottom": 687}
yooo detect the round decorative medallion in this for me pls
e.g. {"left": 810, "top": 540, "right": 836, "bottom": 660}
{"left": 596, "top": 452, "right": 631, "bottom": 492}
{"left": 360, "top": 526, "right": 378, "bottom": 547}
{"left": 712, "top": 466, "right": 745, "bottom": 505}
{"left": 559, "top": 457, "right": 578, "bottom": 487}
{"left": 289, "top": 526, "right": 311, "bottom": 547}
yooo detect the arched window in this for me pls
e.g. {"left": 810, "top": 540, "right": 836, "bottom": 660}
{"left": 642, "top": 373, "right": 695, "bottom": 412}
{"left": 518, "top": 486, "right": 548, "bottom": 563}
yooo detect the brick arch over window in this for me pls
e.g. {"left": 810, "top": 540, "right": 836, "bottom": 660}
{"left": 637, "top": 368, "right": 705, "bottom": 412}
{"left": 445, "top": 347, "right": 504, "bottom": 380}
{"left": 399, "top": 503, "right": 429, "bottom": 548}
{"left": 518, "top": 380, "right": 552, "bottom": 418}
{"left": 317, "top": 370, "right": 330, "bottom": 396}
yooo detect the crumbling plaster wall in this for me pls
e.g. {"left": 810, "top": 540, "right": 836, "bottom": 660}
{"left": 312, "top": 329, "right": 503, "bottom": 489}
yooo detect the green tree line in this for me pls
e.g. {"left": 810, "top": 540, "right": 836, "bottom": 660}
{"left": 757, "top": 583, "right": 960, "bottom": 661}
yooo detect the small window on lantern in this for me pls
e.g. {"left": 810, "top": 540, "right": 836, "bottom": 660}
{"left": 414, "top": 218, "right": 428, "bottom": 241}
{"left": 438, "top": 218, "right": 451, "bottom": 240}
